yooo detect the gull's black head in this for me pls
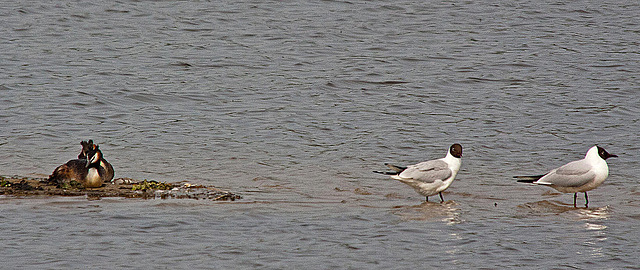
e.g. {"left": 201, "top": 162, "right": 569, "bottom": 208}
{"left": 597, "top": 145, "right": 617, "bottom": 160}
{"left": 450, "top": 143, "right": 463, "bottom": 158}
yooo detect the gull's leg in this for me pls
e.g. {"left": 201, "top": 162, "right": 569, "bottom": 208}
{"left": 584, "top": 192, "right": 589, "bottom": 208}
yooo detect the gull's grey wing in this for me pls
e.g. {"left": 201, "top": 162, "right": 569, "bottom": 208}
{"left": 537, "top": 160, "right": 595, "bottom": 187}
{"left": 398, "top": 159, "right": 452, "bottom": 183}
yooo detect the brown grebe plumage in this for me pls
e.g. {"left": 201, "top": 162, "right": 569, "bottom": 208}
{"left": 48, "top": 144, "right": 109, "bottom": 188}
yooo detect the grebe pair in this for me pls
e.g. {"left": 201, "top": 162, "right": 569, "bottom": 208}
{"left": 48, "top": 140, "right": 114, "bottom": 188}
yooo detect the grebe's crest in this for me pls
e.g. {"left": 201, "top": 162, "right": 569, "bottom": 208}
{"left": 78, "top": 140, "right": 96, "bottom": 159}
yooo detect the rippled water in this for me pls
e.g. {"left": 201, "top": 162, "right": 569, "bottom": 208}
{"left": 1, "top": 0, "right": 640, "bottom": 268}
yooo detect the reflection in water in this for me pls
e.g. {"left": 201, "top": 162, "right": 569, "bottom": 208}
{"left": 584, "top": 222, "right": 608, "bottom": 258}
{"left": 584, "top": 223, "right": 607, "bottom": 231}
{"left": 391, "top": 201, "right": 462, "bottom": 224}
{"left": 518, "top": 200, "right": 611, "bottom": 260}
{"left": 518, "top": 200, "right": 610, "bottom": 220}
{"left": 576, "top": 207, "right": 610, "bottom": 221}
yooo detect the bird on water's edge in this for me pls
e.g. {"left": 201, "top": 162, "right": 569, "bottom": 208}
{"left": 515, "top": 145, "right": 617, "bottom": 208}
{"left": 374, "top": 144, "right": 463, "bottom": 202}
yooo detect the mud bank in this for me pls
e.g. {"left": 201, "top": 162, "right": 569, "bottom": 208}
{"left": 0, "top": 175, "right": 240, "bottom": 201}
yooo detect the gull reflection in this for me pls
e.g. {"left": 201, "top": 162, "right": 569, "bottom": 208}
{"left": 518, "top": 200, "right": 610, "bottom": 220}
{"left": 391, "top": 201, "right": 462, "bottom": 224}
{"left": 584, "top": 222, "right": 608, "bottom": 258}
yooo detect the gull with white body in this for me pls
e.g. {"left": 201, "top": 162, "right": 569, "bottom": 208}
{"left": 375, "top": 144, "right": 463, "bottom": 202}
{"left": 515, "top": 145, "right": 617, "bottom": 208}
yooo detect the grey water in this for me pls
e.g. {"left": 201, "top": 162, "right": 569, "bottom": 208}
{"left": 1, "top": 0, "right": 640, "bottom": 268}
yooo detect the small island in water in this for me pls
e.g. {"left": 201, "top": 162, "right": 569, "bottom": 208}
{"left": 0, "top": 175, "right": 240, "bottom": 201}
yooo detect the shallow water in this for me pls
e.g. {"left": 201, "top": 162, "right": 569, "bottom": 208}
{"left": 1, "top": 0, "right": 640, "bottom": 268}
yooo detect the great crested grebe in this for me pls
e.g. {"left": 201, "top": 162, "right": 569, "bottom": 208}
{"left": 78, "top": 140, "right": 114, "bottom": 182}
{"left": 48, "top": 144, "right": 109, "bottom": 188}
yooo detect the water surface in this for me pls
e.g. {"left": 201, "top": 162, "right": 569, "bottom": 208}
{"left": 1, "top": 1, "right": 639, "bottom": 268}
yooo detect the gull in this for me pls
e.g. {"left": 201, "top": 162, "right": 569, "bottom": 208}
{"left": 515, "top": 145, "right": 617, "bottom": 208}
{"left": 374, "top": 144, "right": 463, "bottom": 202}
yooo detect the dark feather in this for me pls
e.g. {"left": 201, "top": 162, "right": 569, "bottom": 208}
{"left": 514, "top": 174, "right": 546, "bottom": 183}
{"left": 384, "top": 163, "right": 407, "bottom": 173}
{"left": 373, "top": 170, "right": 398, "bottom": 175}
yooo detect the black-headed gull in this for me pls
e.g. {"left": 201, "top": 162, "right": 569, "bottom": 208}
{"left": 515, "top": 145, "right": 617, "bottom": 208}
{"left": 375, "top": 144, "right": 463, "bottom": 202}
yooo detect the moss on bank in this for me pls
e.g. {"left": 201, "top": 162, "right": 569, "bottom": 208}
{"left": 0, "top": 175, "right": 240, "bottom": 201}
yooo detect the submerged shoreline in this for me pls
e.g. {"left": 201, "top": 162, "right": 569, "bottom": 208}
{"left": 0, "top": 175, "right": 241, "bottom": 201}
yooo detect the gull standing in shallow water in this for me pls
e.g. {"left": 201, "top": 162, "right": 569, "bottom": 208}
{"left": 515, "top": 145, "right": 617, "bottom": 208}
{"left": 374, "top": 144, "right": 463, "bottom": 202}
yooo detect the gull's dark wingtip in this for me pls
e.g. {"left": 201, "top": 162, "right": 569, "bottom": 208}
{"left": 384, "top": 163, "right": 407, "bottom": 173}
{"left": 373, "top": 171, "right": 397, "bottom": 175}
{"left": 514, "top": 174, "right": 545, "bottom": 182}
